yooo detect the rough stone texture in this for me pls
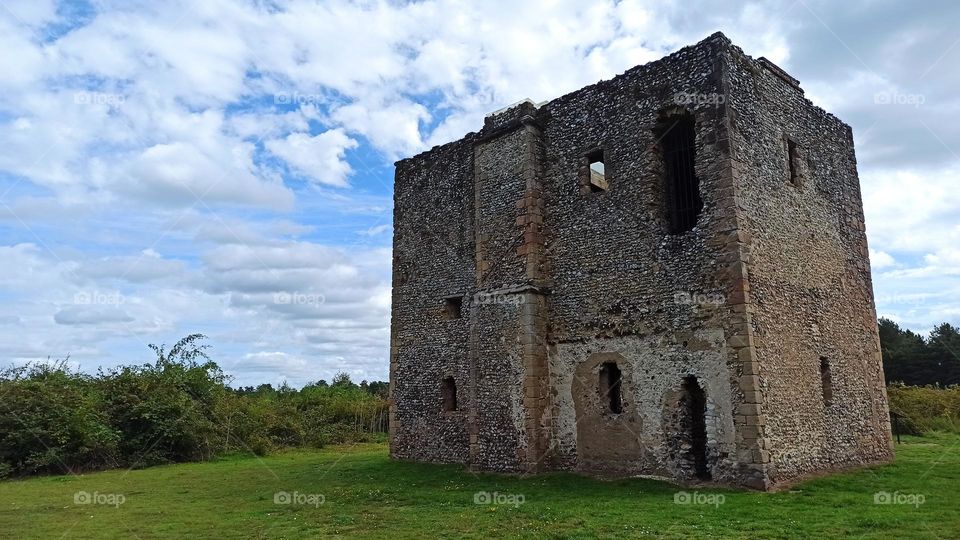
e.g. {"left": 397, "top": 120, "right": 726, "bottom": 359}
{"left": 389, "top": 32, "right": 894, "bottom": 490}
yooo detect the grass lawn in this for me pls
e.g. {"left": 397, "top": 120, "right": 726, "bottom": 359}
{"left": 0, "top": 434, "right": 957, "bottom": 539}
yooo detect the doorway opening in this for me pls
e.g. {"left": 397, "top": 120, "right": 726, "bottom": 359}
{"left": 681, "top": 375, "right": 710, "bottom": 480}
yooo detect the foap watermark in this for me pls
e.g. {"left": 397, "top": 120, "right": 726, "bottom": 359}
{"left": 474, "top": 491, "right": 525, "bottom": 508}
{"left": 74, "top": 290, "right": 125, "bottom": 306}
{"left": 274, "top": 92, "right": 324, "bottom": 106}
{"left": 874, "top": 293, "right": 927, "bottom": 307}
{"left": 73, "top": 91, "right": 125, "bottom": 107}
{"left": 674, "top": 490, "right": 725, "bottom": 507}
{"left": 274, "top": 491, "right": 325, "bottom": 507}
{"left": 674, "top": 291, "right": 725, "bottom": 306}
{"left": 273, "top": 292, "right": 326, "bottom": 306}
{"left": 74, "top": 491, "right": 125, "bottom": 508}
{"left": 673, "top": 92, "right": 725, "bottom": 107}
{"left": 474, "top": 291, "right": 523, "bottom": 306}
{"left": 874, "top": 491, "right": 925, "bottom": 508}
{"left": 873, "top": 91, "right": 925, "bottom": 108}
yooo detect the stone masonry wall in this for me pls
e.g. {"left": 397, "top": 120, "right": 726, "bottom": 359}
{"left": 721, "top": 44, "right": 894, "bottom": 484}
{"left": 535, "top": 35, "right": 761, "bottom": 485}
{"left": 390, "top": 138, "right": 476, "bottom": 464}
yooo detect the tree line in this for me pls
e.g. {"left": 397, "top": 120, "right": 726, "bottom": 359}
{"left": 879, "top": 319, "right": 960, "bottom": 386}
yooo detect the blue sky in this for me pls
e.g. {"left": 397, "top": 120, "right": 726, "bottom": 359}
{"left": 0, "top": 0, "right": 957, "bottom": 387}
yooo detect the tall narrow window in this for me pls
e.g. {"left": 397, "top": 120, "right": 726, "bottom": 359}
{"left": 656, "top": 113, "right": 702, "bottom": 234}
{"left": 599, "top": 362, "right": 623, "bottom": 414}
{"left": 586, "top": 149, "right": 608, "bottom": 192}
{"left": 441, "top": 376, "right": 458, "bottom": 412}
{"left": 820, "top": 357, "right": 833, "bottom": 407}
{"left": 787, "top": 138, "right": 801, "bottom": 186}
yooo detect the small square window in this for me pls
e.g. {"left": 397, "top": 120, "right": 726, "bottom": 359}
{"left": 443, "top": 297, "right": 462, "bottom": 320}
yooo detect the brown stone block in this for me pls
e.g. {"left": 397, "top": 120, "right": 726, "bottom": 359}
{"left": 728, "top": 289, "right": 748, "bottom": 305}
{"left": 524, "top": 231, "right": 543, "bottom": 244}
{"left": 737, "top": 403, "right": 762, "bottom": 417}
{"left": 738, "top": 375, "right": 761, "bottom": 391}
{"left": 739, "top": 424, "right": 764, "bottom": 439}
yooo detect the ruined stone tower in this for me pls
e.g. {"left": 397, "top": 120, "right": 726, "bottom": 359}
{"left": 388, "top": 32, "right": 894, "bottom": 490}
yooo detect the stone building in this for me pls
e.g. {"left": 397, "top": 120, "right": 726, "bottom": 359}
{"left": 388, "top": 32, "right": 894, "bottom": 490}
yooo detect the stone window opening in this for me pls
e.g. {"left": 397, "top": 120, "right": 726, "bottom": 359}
{"left": 442, "top": 296, "right": 462, "bottom": 320}
{"left": 787, "top": 138, "right": 802, "bottom": 187}
{"left": 656, "top": 112, "right": 702, "bottom": 234}
{"left": 441, "top": 376, "right": 458, "bottom": 412}
{"left": 599, "top": 362, "right": 623, "bottom": 414}
{"left": 681, "top": 375, "right": 711, "bottom": 480}
{"left": 820, "top": 357, "right": 833, "bottom": 407}
{"left": 587, "top": 149, "right": 608, "bottom": 192}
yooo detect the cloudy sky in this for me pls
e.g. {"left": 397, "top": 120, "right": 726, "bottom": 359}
{"left": 0, "top": 0, "right": 957, "bottom": 387}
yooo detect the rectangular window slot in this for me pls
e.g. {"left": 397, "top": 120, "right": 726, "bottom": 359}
{"left": 441, "top": 376, "right": 458, "bottom": 412}
{"left": 820, "top": 357, "right": 833, "bottom": 407}
{"left": 586, "top": 149, "right": 608, "bottom": 192}
{"left": 787, "top": 138, "right": 801, "bottom": 186}
{"left": 599, "top": 362, "right": 623, "bottom": 414}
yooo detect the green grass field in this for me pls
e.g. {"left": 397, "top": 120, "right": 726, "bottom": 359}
{"left": 0, "top": 434, "right": 957, "bottom": 539}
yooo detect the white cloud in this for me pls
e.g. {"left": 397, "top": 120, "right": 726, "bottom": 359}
{"left": 870, "top": 249, "right": 896, "bottom": 270}
{"left": 331, "top": 100, "right": 429, "bottom": 159}
{"left": 265, "top": 129, "right": 358, "bottom": 187}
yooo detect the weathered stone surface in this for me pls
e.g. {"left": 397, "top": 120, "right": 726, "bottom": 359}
{"left": 388, "top": 32, "right": 893, "bottom": 490}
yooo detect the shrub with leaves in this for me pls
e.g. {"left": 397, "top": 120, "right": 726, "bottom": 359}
{"left": 0, "top": 339, "right": 388, "bottom": 478}
{"left": 0, "top": 360, "right": 118, "bottom": 476}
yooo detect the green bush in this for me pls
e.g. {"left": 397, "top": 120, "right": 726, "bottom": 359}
{"left": 0, "top": 362, "right": 119, "bottom": 476}
{"left": 0, "top": 336, "right": 388, "bottom": 478}
{"left": 887, "top": 384, "right": 960, "bottom": 435}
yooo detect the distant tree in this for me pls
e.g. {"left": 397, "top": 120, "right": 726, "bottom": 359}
{"left": 928, "top": 323, "right": 960, "bottom": 386}
{"left": 366, "top": 381, "right": 389, "bottom": 399}
{"left": 332, "top": 372, "right": 354, "bottom": 388}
